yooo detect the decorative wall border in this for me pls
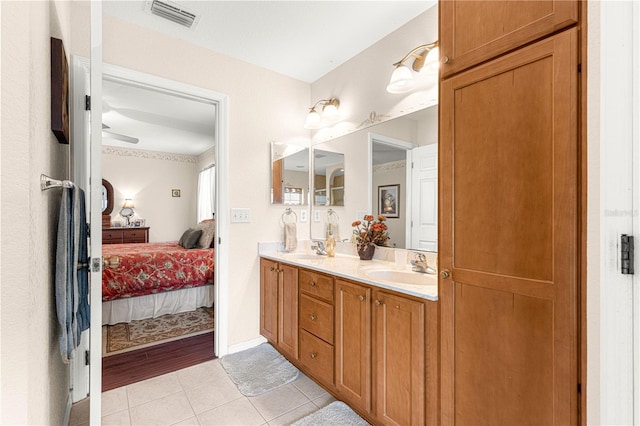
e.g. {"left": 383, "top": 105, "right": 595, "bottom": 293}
{"left": 102, "top": 146, "right": 197, "bottom": 163}
{"left": 373, "top": 160, "right": 406, "bottom": 173}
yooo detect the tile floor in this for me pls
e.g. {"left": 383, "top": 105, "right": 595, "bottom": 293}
{"left": 69, "top": 359, "right": 336, "bottom": 426}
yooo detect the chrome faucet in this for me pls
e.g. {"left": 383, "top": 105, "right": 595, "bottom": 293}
{"left": 411, "top": 252, "right": 436, "bottom": 274}
{"left": 311, "top": 241, "right": 327, "bottom": 255}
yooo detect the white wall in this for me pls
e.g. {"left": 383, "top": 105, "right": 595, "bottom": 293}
{"left": 102, "top": 147, "right": 199, "bottom": 242}
{"left": 0, "top": 1, "right": 74, "bottom": 424}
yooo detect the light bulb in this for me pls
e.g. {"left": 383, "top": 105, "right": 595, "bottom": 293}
{"left": 304, "top": 109, "right": 322, "bottom": 129}
{"left": 386, "top": 64, "right": 415, "bottom": 94}
{"left": 422, "top": 46, "right": 440, "bottom": 74}
{"left": 322, "top": 103, "right": 340, "bottom": 123}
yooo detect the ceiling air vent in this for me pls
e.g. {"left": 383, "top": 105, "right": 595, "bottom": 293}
{"left": 146, "top": 0, "right": 200, "bottom": 29}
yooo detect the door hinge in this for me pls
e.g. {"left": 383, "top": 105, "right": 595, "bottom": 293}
{"left": 578, "top": 63, "right": 582, "bottom": 73}
{"left": 85, "top": 350, "right": 90, "bottom": 366}
{"left": 621, "top": 235, "right": 634, "bottom": 274}
{"left": 85, "top": 95, "right": 91, "bottom": 111}
{"left": 577, "top": 383, "right": 581, "bottom": 394}
{"left": 86, "top": 223, "right": 91, "bottom": 238}
{"left": 218, "top": 237, "right": 221, "bottom": 245}
{"left": 91, "top": 257, "right": 101, "bottom": 273}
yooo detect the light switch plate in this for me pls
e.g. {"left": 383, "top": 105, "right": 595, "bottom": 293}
{"left": 314, "top": 210, "right": 321, "bottom": 222}
{"left": 300, "top": 209, "right": 308, "bottom": 222}
{"left": 231, "top": 208, "right": 251, "bottom": 223}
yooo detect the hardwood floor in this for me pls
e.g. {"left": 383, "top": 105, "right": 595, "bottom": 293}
{"left": 102, "top": 332, "right": 216, "bottom": 392}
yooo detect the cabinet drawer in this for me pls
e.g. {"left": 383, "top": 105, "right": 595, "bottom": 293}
{"left": 123, "top": 229, "right": 145, "bottom": 239}
{"left": 299, "top": 294, "right": 333, "bottom": 344}
{"left": 299, "top": 329, "right": 334, "bottom": 386}
{"left": 102, "top": 230, "right": 123, "bottom": 244}
{"left": 299, "top": 269, "right": 334, "bottom": 302}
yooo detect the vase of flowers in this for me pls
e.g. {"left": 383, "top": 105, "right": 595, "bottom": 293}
{"left": 352, "top": 215, "right": 389, "bottom": 260}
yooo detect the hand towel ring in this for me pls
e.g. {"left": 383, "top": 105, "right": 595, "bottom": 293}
{"left": 282, "top": 208, "right": 297, "bottom": 224}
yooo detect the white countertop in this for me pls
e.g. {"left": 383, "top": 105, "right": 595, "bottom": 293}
{"left": 259, "top": 243, "right": 438, "bottom": 301}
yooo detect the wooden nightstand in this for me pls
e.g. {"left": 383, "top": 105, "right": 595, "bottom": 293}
{"left": 102, "top": 227, "right": 149, "bottom": 244}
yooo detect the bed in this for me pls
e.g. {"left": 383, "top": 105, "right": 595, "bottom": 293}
{"left": 101, "top": 242, "right": 214, "bottom": 325}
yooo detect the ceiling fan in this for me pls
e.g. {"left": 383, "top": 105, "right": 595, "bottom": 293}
{"left": 102, "top": 123, "right": 139, "bottom": 144}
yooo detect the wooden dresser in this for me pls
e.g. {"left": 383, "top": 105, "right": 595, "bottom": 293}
{"left": 102, "top": 227, "right": 149, "bottom": 244}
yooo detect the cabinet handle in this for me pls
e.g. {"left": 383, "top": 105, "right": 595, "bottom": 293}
{"left": 270, "top": 267, "right": 276, "bottom": 272}
{"left": 310, "top": 352, "right": 317, "bottom": 359}
{"left": 310, "top": 281, "right": 317, "bottom": 287}
{"left": 440, "top": 269, "right": 451, "bottom": 279}
{"left": 310, "top": 314, "right": 317, "bottom": 322}
{"left": 375, "top": 300, "right": 382, "bottom": 306}
{"left": 358, "top": 295, "right": 365, "bottom": 302}
{"left": 443, "top": 55, "right": 450, "bottom": 64}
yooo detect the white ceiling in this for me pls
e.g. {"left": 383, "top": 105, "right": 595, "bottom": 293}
{"left": 101, "top": 1, "right": 435, "bottom": 155}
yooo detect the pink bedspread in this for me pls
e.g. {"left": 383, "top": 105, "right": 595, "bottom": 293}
{"left": 102, "top": 242, "right": 214, "bottom": 301}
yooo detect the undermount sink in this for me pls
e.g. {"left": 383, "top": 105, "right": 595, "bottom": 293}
{"left": 365, "top": 269, "right": 437, "bottom": 286}
{"left": 282, "top": 253, "right": 324, "bottom": 261}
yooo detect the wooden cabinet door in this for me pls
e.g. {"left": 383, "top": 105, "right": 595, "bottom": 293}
{"left": 373, "top": 290, "right": 425, "bottom": 426}
{"left": 440, "top": 0, "right": 577, "bottom": 77}
{"left": 439, "top": 30, "right": 578, "bottom": 425}
{"left": 260, "top": 258, "right": 278, "bottom": 344}
{"left": 278, "top": 263, "right": 298, "bottom": 360}
{"left": 335, "top": 280, "right": 371, "bottom": 413}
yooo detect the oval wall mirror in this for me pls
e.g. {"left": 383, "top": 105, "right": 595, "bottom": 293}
{"left": 102, "top": 178, "right": 114, "bottom": 215}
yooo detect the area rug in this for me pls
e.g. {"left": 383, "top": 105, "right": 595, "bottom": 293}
{"left": 104, "top": 307, "right": 214, "bottom": 355}
{"left": 220, "top": 342, "right": 299, "bottom": 396}
{"left": 293, "top": 401, "right": 370, "bottom": 426}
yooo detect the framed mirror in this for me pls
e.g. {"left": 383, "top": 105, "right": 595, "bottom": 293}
{"left": 271, "top": 142, "right": 310, "bottom": 205}
{"left": 102, "top": 178, "right": 114, "bottom": 214}
{"left": 313, "top": 150, "right": 345, "bottom": 206}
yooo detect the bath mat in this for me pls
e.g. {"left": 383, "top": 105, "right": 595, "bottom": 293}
{"left": 220, "top": 342, "right": 299, "bottom": 396}
{"left": 104, "top": 307, "right": 213, "bottom": 355}
{"left": 293, "top": 401, "right": 370, "bottom": 426}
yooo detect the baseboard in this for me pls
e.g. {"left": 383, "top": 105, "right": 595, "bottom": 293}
{"left": 226, "top": 336, "right": 267, "bottom": 355}
{"left": 62, "top": 392, "right": 72, "bottom": 426}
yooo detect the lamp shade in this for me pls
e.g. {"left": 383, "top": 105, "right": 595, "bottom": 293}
{"left": 322, "top": 103, "right": 340, "bottom": 123}
{"left": 304, "top": 109, "right": 322, "bottom": 129}
{"left": 122, "top": 198, "right": 135, "bottom": 209}
{"left": 421, "top": 46, "right": 440, "bottom": 74}
{"left": 386, "top": 64, "right": 415, "bottom": 94}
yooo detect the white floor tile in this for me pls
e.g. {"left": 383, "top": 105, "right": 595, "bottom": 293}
{"left": 129, "top": 391, "right": 195, "bottom": 426}
{"left": 292, "top": 374, "right": 329, "bottom": 400}
{"left": 267, "top": 402, "right": 319, "bottom": 426}
{"left": 249, "top": 384, "right": 310, "bottom": 422}
{"left": 312, "top": 393, "right": 336, "bottom": 409}
{"left": 69, "top": 397, "right": 90, "bottom": 426}
{"left": 101, "top": 408, "right": 131, "bottom": 426}
{"left": 177, "top": 359, "right": 227, "bottom": 390}
{"left": 102, "top": 387, "right": 129, "bottom": 416}
{"left": 172, "top": 416, "right": 201, "bottom": 426}
{"left": 126, "top": 372, "right": 183, "bottom": 407}
{"left": 185, "top": 377, "right": 243, "bottom": 414}
{"left": 197, "top": 397, "right": 265, "bottom": 426}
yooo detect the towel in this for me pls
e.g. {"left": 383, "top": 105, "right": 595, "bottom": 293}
{"left": 284, "top": 222, "right": 297, "bottom": 252}
{"left": 55, "top": 186, "right": 90, "bottom": 363}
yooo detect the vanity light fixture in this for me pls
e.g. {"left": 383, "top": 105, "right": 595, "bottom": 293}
{"left": 386, "top": 41, "right": 439, "bottom": 94}
{"left": 304, "top": 98, "right": 341, "bottom": 129}
{"left": 120, "top": 198, "right": 135, "bottom": 227}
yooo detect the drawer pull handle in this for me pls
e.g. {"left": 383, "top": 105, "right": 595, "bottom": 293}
{"left": 310, "top": 314, "right": 317, "bottom": 321}
{"left": 270, "top": 267, "right": 276, "bottom": 272}
{"left": 375, "top": 299, "right": 383, "bottom": 307}
{"left": 310, "top": 281, "right": 317, "bottom": 287}
{"left": 310, "top": 352, "right": 317, "bottom": 359}
{"left": 358, "top": 295, "right": 365, "bottom": 302}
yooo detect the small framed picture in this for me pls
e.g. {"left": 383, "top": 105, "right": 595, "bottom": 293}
{"left": 378, "top": 184, "right": 399, "bottom": 218}
{"left": 172, "top": 189, "right": 181, "bottom": 197}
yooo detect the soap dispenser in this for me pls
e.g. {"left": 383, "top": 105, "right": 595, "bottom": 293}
{"left": 326, "top": 231, "right": 336, "bottom": 257}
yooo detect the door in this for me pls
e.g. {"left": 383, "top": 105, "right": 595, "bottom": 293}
{"left": 335, "top": 279, "right": 371, "bottom": 413}
{"left": 278, "top": 263, "right": 298, "bottom": 359}
{"left": 260, "top": 258, "right": 278, "bottom": 343}
{"left": 410, "top": 144, "right": 438, "bottom": 251}
{"left": 440, "top": 29, "right": 578, "bottom": 425}
{"left": 373, "top": 290, "right": 425, "bottom": 426}
{"left": 439, "top": 0, "right": 577, "bottom": 77}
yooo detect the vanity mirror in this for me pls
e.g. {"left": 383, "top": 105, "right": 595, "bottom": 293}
{"left": 271, "top": 142, "right": 310, "bottom": 205}
{"left": 310, "top": 106, "right": 438, "bottom": 251}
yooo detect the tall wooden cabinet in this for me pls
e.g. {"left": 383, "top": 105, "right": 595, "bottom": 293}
{"left": 439, "top": 2, "right": 580, "bottom": 424}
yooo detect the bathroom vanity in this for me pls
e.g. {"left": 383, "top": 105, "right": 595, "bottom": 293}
{"left": 259, "top": 246, "right": 438, "bottom": 425}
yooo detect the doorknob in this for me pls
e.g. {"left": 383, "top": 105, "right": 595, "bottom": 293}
{"left": 440, "top": 269, "right": 451, "bottom": 279}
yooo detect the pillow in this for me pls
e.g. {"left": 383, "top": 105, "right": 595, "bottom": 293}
{"left": 178, "top": 228, "right": 203, "bottom": 249}
{"left": 195, "top": 220, "right": 216, "bottom": 248}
